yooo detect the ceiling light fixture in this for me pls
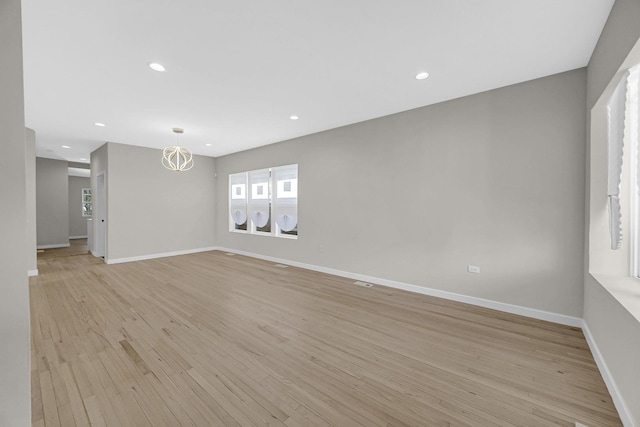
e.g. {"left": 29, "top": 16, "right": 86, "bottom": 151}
{"left": 290, "top": 115, "right": 299, "bottom": 120}
{"left": 205, "top": 143, "right": 212, "bottom": 147}
{"left": 415, "top": 72, "right": 430, "bottom": 80}
{"left": 62, "top": 145, "right": 71, "bottom": 149}
{"left": 94, "top": 122, "right": 106, "bottom": 127}
{"left": 149, "top": 62, "right": 166, "bottom": 72}
{"left": 162, "top": 128, "right": 194, "bottom": 172}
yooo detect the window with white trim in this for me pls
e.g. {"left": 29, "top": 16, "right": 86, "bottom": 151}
{"left": 607, "top": 65, "right": 640, "bottom": 276}
{"left": 82, "top": 188, "right": 92, "bottom": 217}
{"left": 229, "top": 173, "right": 248, "bottom": 231}
{"left": 229, "top": 164, "right": 298, "bottom": 238}
{"left": 629, "top": 67, "right": 640, "bottom": 277}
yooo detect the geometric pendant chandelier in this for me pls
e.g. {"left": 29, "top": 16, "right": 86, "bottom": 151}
{"left": 162, "top": 127, "right": 194, "bottom": 171}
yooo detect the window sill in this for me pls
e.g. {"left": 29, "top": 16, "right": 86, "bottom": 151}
{"left": 229, "top": 229, "right": 298, "bottom": 239}
{"left": 590, "top": 273, "right": 640, "bottom": 324}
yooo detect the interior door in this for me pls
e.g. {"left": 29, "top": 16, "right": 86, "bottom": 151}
{"left": 94, "top": 173, "right": 106, "bottom": 258}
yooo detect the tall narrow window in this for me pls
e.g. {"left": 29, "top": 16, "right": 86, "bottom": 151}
{"left": 626, "top": 66, "right": 640, "bottom": 276}
{"left": 82, "top": 188, "right": 92, "bottom": 217}
{"left": 607, "top": 70, "right": 630, "bottom": 250}
{"left": 248, "top": 169, "right": 271, "bottom": 233}
{"left": 273, "top": 164, "right": 298, "bottom": 236}
{"left": 229, "top": 172, "right": 248, "bottom": 231}
{"left": 606, "top": 65, "right": 640, "bottom": 277}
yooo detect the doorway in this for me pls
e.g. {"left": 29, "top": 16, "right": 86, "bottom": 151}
{"left": 94, "top": 172, "right": 106, "bottom": 259}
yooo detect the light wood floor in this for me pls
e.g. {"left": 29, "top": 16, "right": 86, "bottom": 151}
{"left": 30, "top": 249, "right": 621, "bottom": 426}
{"left": 37, "top": 238, "right": 89, "bottom": 259}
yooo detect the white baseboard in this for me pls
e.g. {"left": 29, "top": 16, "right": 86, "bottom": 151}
{"left": 37, "top": 243, "right": 71, "bottom": 249}
{"left": 106, "top": 246, "right": 218, "bottom": 265}
{"left": 69, "top": 235, "right": 87, "bottom": 239}
{"left": 582, "top": 321, "right": 634, "bottom": 427}
{"left": 214, "top": 247, "right": 583, "bottom": 328}
{"left": 28, "top": 269, "right": 38, "bottom": 277}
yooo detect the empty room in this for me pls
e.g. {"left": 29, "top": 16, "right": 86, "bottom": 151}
{"left": 2, "top": 0, "right": 640, "bottom": 426}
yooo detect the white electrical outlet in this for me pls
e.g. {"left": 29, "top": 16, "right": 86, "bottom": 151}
{"left": 468, "top": 265, "right": 480, "bottom": 274}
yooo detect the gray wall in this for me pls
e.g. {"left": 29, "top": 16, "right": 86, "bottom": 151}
{"left": 587, "top": 0, "right": 640, "bottom": 110}
{"left": 216, "top": 69, "right": 587, "bottom": 318}
{"left": 25, "top": 128, "right": 37, "bottom": 273}
{"left": 68, "top": 176, "right": 91, "bottom": 238}
{"left": 0, "top": 0, "right": 30, "bottom": 423}
{"left": 36, "top": 157, "right": 69, "bottom": 247}
{"left": 585, "top": 0, "right": 640, "bottom": 424}
{"left": 102, "top": 143, "right": 216, "bottom": 261}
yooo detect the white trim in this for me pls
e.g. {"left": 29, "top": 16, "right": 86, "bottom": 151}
{"left": 69, "top": 235, "right": 88, "bottom": 239}
{"left": 629, "top": 67, "right": 640, "bottom": 278}
{"left": 28, "top": 269, "right": 38, "bottom": 277}
{"left": 214, "top": 247, "right": 583, "bottom": 328}
{"left": 106, "top": 246, "right": 218, "bottom": 265}
{"left": 37, "top": 243, "right": 71, "bottom": 249}
{"left": 582, "top": 321, "right": 634, "bottom": 427}
{"left": 631, "top": 127, "right": 639, "bottom": 276}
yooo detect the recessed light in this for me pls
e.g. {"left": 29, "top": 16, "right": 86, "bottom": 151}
{"left": 94, "top": 122, "right": 106, "bottom": 127}
{"left": 149, "top": 62, "right": 166, "bottom": 72}
{"left": 205, "top": 143, "right": 212, "bottom": 147}
{"left": 415, "top": 72, "right": 430, "bottom": 80}
{"left": 80, "top": 158, "right": 87, "bottom": 161}
{"left": 290, "top": 115, "right": 299, "bottom": 120}
{"left": 62, "top": 145, "right": 71, "bottom": 149}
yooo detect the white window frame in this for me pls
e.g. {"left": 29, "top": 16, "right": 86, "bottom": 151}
{"left": 631, "top": 147, "right": 639, "bottom": 278}
{"left": 628, "top": 67, "right": 640, "bottom": 277}
{"left": 229, "top": 172, "right": 249, "bottom": 233}
{"left": 229, "top": 164, "right": 298, "bottom": 239}
{"left": 82, "top": 188, "right": 92, "bottom": 218}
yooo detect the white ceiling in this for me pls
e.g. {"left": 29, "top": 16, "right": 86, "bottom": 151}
{"left": 22, "top": 0, "right": 614, "bottom": 163}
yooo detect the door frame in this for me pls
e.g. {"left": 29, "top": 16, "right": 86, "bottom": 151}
{"left": 93, "top": 172, "right": 106, "bottom": 259}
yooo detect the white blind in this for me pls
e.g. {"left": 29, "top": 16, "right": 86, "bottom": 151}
{"left": 629, "top": 67, "right": 640, "bottom": 206}
{"left": 229, "top": 172, "right": 248, "bottom": 226}
{"left": 248, "top": 169, "right": 270, "bottom": 228}
{"left": 607, "top": 71, "right": 630, "bottom": 250}
{"left": 273, "top": 164, "right": 298, "bottom": 232}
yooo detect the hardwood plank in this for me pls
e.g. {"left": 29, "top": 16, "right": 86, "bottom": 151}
{"left": 77, "top": 353, "right": 122, "bottom": 427}
{"left": 59, "top": 362, "right": 91, "bottom": 427}
{"left": 39, "top": 370, "right": 60, "bottom": 427}
{"left": 31, "top": 362, "right": 44, "bottom": 425}
{"left": 83, "top": 396, "right": 106, "bottom": 427}
{"left": 58, "top": 402, "right": 76, "bottom": 427}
